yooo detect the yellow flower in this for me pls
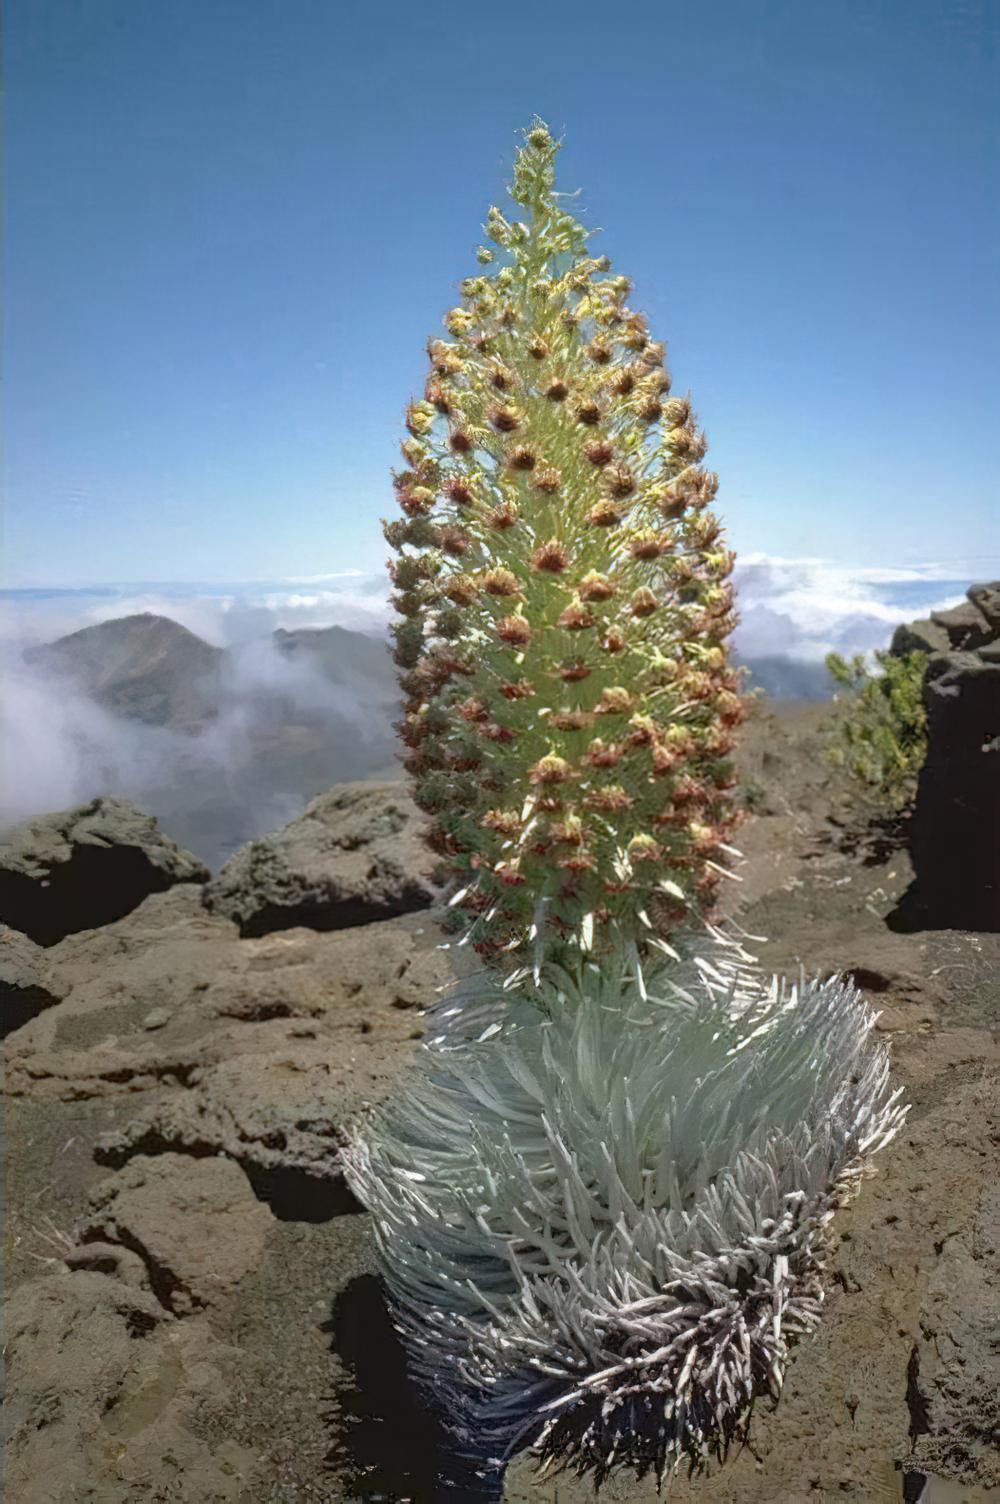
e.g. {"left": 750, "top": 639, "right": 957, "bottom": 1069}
{"left": 627, "top": 834, "right": 662, "bottom": 863}
{"left": 530, "top": 755, "right": 572, "bottom": 785}
{"left": 444, "top": 307, "right": 473, "bottom": 336}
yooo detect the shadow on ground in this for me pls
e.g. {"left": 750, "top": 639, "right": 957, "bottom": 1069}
{"left": 325, "top": 1273, "right": 498, "bottom": 1502}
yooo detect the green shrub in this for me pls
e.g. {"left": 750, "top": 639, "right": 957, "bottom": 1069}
{"left": 825, "top": 648, "right": 928, "bottom": 812}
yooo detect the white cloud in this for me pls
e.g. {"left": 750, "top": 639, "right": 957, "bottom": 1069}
{"left": 283, "top": 569, "right": 368, "bottom": 583}
{"left": 81, "top": 593, "right": 240, "bottom": 646}
{"left": 0, "top": 570, "right": 395, "bottom": 650}
{"left": 730, "top": 555, "right": 968, "bottom": 661}
{"left": 3, "top": 556, "right": 981, "bottom": 669}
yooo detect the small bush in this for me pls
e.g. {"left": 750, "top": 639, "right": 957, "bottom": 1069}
{"left": 824, "top": 649, "right": 927, "bottom": 813}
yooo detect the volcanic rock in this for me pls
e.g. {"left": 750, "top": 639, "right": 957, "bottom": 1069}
{"left": 79, "top": 1154, "right": 274, "bottom": 1314}
{"left": 909, "top": 647, "right": 1000, "bottom": 929}
{"left": 907, "top": 1131, "right": 1000, "bottom": 1487}
{"left": 4, "top": 1269, "right": 257, "bottom": 1503}
{"left": 886, "top": 581, "right": 1000, "bottom": 930}
{"left": 889, "top": 581, "right": 998, "bottom": 660}
{"left": 889, "top": 616, "right": 953, "bottom": 658}
{"left": 968, "top": 582, "right": 1000, "bottom": 633}
{"left": 201, "top": 780, "right": 438, "bottom": 937}
{"left": 5, "top": 702, "right": 998, "bottom": 1501}
{"left": 0, "top": 797, "right": 209, "bottom": 946}
{"left": 928, "top": 599, "right": 994, "bottom": 651}
{"left": 4, "top": 884, "right": 455, "bottom": 1195}
{"left": 1, "top": 925, "right": 67, "bottom": 1036}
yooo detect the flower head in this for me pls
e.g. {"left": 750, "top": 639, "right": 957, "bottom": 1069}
{"left": 578, "top": 571, "right": 615, "bottom": 602}
{"left": 497, "top": 614, "right": 532, "bottom": 646}
{"left": 480, "top": 567, "right": 521, "bottom": 597}
{"left": 531, "top": 539, "right": 570, "bottom": 573}
{"left": 530, "top": 754, "right": 573, "bottom": 785}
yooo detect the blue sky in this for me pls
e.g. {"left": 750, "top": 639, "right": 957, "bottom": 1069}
{"left": 4, "top": 0, "right": 998, "bottom": 588}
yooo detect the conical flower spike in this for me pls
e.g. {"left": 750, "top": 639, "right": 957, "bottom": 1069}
{"left": 385, "top": 119, "right": 744, "bottom": 961}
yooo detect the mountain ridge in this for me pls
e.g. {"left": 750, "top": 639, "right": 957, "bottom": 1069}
{"left": 28, "top": 611, "right": 397, "bottom": 731}
{"left": 28, "top": 613, "right": 224, "bottom": 732}
{"left": 16, "top": 613, "right": 399, "bottom": 868}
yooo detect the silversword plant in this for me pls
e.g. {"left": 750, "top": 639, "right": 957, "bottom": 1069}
{"left": 344, "top": 120, "right": 905, "bottom": 1495}
{"left": 345, "top": 948, "right": 905, "bottom": 1489}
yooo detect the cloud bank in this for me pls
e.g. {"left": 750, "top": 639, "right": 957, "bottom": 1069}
{"left": 1, "top": 555, "right": 986, "bottom": 863}
{"left": 4, "top": 554, "right": 983, "bottom": 659}
{"left": 730, "top": 555, "right": 970, "bottom": 661}
{"left": 0, "top": 609, "right": 397, "bottom": 866}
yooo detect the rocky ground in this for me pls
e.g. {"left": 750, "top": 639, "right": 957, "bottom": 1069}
{"left": 3, "top": 701, "right": 998, "bottom": 1503}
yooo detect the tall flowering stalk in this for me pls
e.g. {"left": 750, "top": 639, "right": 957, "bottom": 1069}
{"left": 386, "top": 121, "right": 743, "bottom": 962}
{"left": 344, "top": 121, "right": 905, "bottom": 1495}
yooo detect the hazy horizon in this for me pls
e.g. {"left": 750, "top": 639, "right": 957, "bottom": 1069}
{"left": 2, "top": 552, "right": 987, "bottom": 658}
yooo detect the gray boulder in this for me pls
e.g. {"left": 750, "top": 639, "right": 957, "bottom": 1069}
{"left": 889, "top": 580, "right": 999, "bottom": 660}
{"left": 968, "top": 582, "right": 1000, "bottom": 633}
{"left": 890, "top": 580, "right": 998, "bottom": 664}
{"left": 928, "top": 599, "right": 994, "bottom": 652}
{"left": 202, "top": 780, "right": 438, "bottom": 937}
{"left": 0, "top": 797, "right": 209, "bottom": 946}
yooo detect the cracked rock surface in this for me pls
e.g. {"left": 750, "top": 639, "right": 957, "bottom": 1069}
{"left": 4, "top": 882, "right": 454, "bottom": 1110}
{"left": 3, "top": 851, "right": 458, "bottom": 1499}
{"left": 4, "top": 1271, "right": 256, "bottom": 1503}
{"left": 1, "top": 924, "right": 68, "bottom": 1037}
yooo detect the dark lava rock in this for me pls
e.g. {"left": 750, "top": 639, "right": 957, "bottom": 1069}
{"left": 928, "top": 599, "right": 994, "bottom": 652}
{"left": 0, "top": 797, "right": 209, "bottom": 946}
{"left": 0, "top": 926, "right": 68, "bottom": 1037}
{"left": 968, "top": 582, "right": 1000, "bottom": 633}
{"left": 890, "top": 581, "right": 998, "bottom": 661}
{"left": 890, "top": 617, "right": 954, "bottom": 658}
{"left": 202, "top": 780, "right": 438, "bottom": 937}
{"left": 908, "top": 645, "right": 1000, "bottom": 931}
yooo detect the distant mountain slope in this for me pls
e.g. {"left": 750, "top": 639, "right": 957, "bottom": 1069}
{"left": 272, "top": 625, "right": 397, "bottom": 704}
{"left": 29, "top": 613, "right": 224, "bottom": 731}
{"left": 19, "top": 613, "right": 400, "bottom": 868}
{"left": 31, "top": 615, "right": 399, "bottom": 728}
